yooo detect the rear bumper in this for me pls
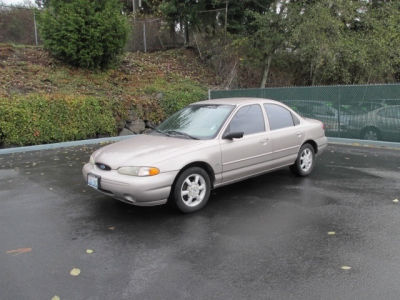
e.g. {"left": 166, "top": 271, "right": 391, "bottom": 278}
{"left": 82, "top": 163, "right": 178, "bottom": 206}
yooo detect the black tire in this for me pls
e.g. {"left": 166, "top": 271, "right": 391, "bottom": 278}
{"left": 361, "top": 127, "right": 380, "bottom": 141}
{"left": 171, "top": 167, "right": 211, "bottom": 213}
{"left": 290, "top": 143, "right": 315, "bottom": 177}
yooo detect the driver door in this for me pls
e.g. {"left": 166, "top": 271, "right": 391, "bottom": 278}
{"left": 220, "top": 104, "right": 272, "bottom": 184}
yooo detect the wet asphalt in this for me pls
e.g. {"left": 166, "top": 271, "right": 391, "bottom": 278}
{"left": 1, "top": 143, "right": 400, "bottom": 300}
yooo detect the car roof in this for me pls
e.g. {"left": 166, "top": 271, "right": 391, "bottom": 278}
{"left": 192, "top": 97, "right": 282, "bottom": 106}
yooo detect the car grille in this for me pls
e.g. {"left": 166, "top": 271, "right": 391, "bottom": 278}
{"left": 95, "top": 162, "right": 111, "bottom": 171}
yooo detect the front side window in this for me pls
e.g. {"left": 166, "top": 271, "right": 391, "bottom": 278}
{"left": 157, "top": 104, "right": 234, "bottom": 139}
{"left": 264, "top": 104, "right": 295, "bottom": 130}
{"left": 225, "top": 104, "right": 265, "bottom": 136}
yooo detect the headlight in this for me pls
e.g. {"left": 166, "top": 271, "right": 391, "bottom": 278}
{"left": 89, "top": 155, "right": 95, "bottom": 165}
{"left": 118, "top": 166, "right": 160, "bottom": 176}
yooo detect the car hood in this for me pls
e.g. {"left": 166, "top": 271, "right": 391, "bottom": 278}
{"left": 93, "top": 134, "right": 204, "bottom": 169}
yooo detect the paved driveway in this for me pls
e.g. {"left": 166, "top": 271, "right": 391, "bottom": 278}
{"left": 1, "top": 144, "right": 400, "bottom": 300}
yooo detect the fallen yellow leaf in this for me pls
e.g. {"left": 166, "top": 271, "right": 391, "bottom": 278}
{"left": 108, "top": 226, "right": 115, "bottom": 230}
{"left": 51, "top": 296, "right": 60, "bottom": 300}
{"left": 327, "top": 231, "right": 336, "bottom": 235}
{"left": 86, "top": 249, "right": 94, "bottom": 254}
{"left": 70, "top": 268, "right": 81, "bottom": 276}
{"left": 6, "top": 248, "right": 32, "bottom": 255}
{"left": 393, "top": 199, "right": 399, "bottom": 203}
{"left": 341, "top": 266, "right": 351, "bottom": 270}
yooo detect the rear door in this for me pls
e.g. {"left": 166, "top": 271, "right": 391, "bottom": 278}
{"left": 263, "top": 103, "right": 303, "bottom": 166}
{"left": 220, "top": 104, "right": 272, "bottom": 183}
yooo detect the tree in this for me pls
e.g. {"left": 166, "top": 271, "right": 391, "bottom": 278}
{"left": 235, "top": 1, "right": 294, "bottom": 87}
{"left": 38, "top": 0, "right": 129, "bottom": 69}
{"left": 160, "top": 0, "right": 200, "bottom": 44}
{"left": 35, "top": 0, "right": 50, "bottom": 8}
{"left": 290, "top": 0, "right": 400, "bottom": 85}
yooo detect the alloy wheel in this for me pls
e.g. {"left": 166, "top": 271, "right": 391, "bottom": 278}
{"left": 300, "top": 148, "right": 313, "bottom": 172}
{"left": 180, "top": 173, "right": 207, "bottom": 207}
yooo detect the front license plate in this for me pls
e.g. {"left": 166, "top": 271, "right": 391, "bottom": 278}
{"left": 88, "top": 174, "right": 100, "bottom": 189}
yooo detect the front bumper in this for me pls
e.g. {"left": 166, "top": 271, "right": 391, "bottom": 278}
{"left": 82, "top": 163, "right": 179, "bottom": 206}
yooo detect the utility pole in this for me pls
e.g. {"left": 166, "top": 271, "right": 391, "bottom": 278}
{"left": 132, "top": 0, "right": 135, "bottom": 13}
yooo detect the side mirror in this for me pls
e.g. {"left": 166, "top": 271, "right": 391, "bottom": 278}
{"left": 223, "top": 131, "right": 244, "bottom": 140}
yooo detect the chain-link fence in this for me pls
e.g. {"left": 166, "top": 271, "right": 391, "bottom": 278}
{"left": 126, "top": 18, "right": 184, "bottom": 52}
{"left": 210, "top": 85, "right": 400, "bottom": 143}
{"left": 0, "top": 5, "right": 183, "bottom": 52}
{"left": 0, "top": 5, "right": 39, "bottom": 45}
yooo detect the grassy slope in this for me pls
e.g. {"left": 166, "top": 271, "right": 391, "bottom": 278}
{"left": 0, "top": 44, "right": 221, "bottom": 115}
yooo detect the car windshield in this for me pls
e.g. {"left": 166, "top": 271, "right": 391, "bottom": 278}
{"left": 156, "top": 104, "right": 234, "bottom": 139}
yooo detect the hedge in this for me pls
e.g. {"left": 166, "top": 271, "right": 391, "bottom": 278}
{"left": 144, "top": 78, "right": 208, "bottom": 118}
{"left": 0, "top": 94, "right": 118, "bottom": 146}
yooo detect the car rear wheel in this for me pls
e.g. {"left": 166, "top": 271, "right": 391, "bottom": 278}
{"left": 290, "top": 143, "right": 315, "bottom": 176}
{"left": 361, "top": 127, "right": 380, "bottom": 141}
{"left": 172, "top": 167, "right": 211, "bottom": 213}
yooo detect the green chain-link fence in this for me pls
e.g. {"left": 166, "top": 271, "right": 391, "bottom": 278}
{"left": 210, "top": 84, "right": 400, "bottom": 142}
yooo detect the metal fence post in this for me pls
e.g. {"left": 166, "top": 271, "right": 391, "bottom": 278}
{"left": 337, "top": 87, "right": 341, "bottom": 137}
{"left": 143, "top": 21, "right": 147, "bottom": 53}
{"left": 33, "top": 10, "right": 38, "bottom": 46}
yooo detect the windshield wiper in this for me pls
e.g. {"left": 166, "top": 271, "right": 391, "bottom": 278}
{"left": 166, "top": 130, "right": 199, "bottom": 140}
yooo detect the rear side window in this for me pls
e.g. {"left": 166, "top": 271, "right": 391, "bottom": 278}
{"left": 264, "top": 104, "right": 295, "bottom": 130}
{"left": 226, "top": 104, "right": 265, "bottom": 135}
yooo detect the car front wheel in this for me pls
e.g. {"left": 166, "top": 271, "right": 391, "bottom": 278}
{"left": 290, "top": 143, "right": 315, "bottom": 176}
{"left": 172, "top": 167, "right": 211, "bottom": 213}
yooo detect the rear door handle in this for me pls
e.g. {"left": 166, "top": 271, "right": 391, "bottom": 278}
{"left": 259, "top": 138, "right": 269, "bottom": 145}
{"left": 296, "top": 131, "right": 302, "bottom": 137}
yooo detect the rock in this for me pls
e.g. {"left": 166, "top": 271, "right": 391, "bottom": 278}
{"left": 117, "top": 119, "right": 126, "bottom": 130}
{"left": 142, "top": 128, "right": 152, "bottom": 134}
{"left": 126, "top": 119, "right": 145, "bottom": 134}
{"left": 119, "top": 128, "right": 134, "bottom": 136}
{"left": 126, "top": 110, "right": 138, "bottom": 123}
{"left": 156, "top": 92, "right": 163, "bottom": 100}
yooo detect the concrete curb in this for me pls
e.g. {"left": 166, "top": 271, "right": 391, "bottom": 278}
{"left": 328, "top": 137, "right": 400, "bottom": 150}
{"left": 0, "top": 135, "right": 133, "bottom": 155}
{"left": 1, "top": 135, "right": 399, "bottom": 155}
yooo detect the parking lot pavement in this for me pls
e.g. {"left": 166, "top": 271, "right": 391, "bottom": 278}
{"left": 1, "top": 143, "right": 400, "bottom": 300}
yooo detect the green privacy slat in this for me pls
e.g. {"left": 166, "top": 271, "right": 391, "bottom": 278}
{"left": 210, "top": 84, "right": 400, "bottom": 142}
